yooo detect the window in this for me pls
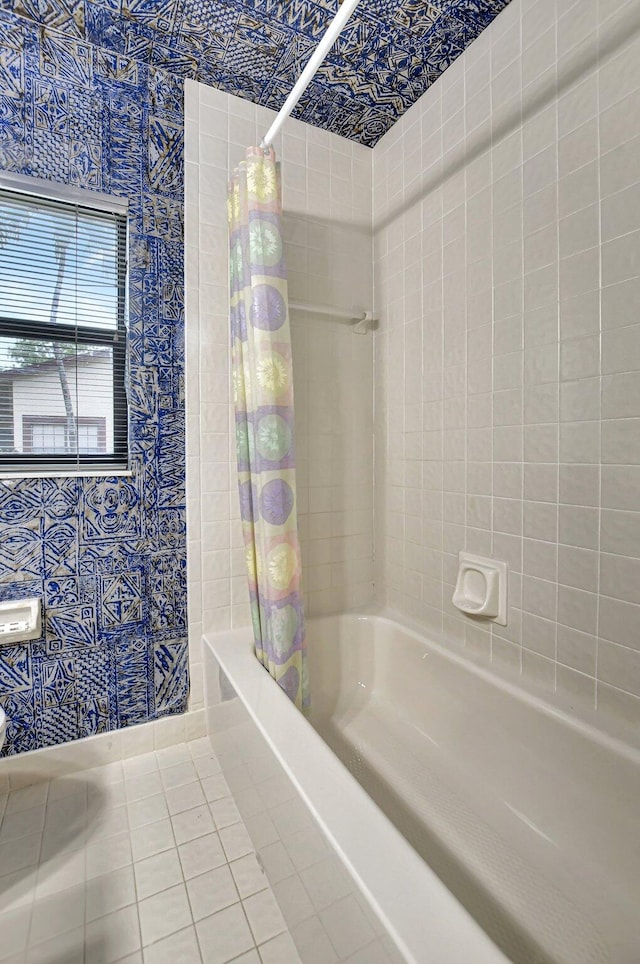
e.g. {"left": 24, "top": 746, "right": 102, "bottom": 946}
{"left": 0, "top": 174, "right": 128, "bottom": 472}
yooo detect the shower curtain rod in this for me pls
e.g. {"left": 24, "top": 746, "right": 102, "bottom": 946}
{"left": 260, "top": 0, "right": 362, "bottom": 149}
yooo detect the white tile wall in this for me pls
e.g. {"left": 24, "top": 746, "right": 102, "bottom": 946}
{"left": 373, "top": 0, "right": 640, "bottom": 733}
{"left": 0, "top": 712, "right": 207, "bottom": 795}
{"left": 185, "top": 80, "right": 375, "bottom": 710}
{"left": 186, "top": 0, "right": 640, "bottom": 737}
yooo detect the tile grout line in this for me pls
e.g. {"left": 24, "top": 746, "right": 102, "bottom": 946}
{"left": 0, "top": 738, "right": 297, "bottom": 964}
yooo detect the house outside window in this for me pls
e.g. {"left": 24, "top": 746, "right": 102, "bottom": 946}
{"left": 23, "top": 416, "right": 107, "bottom": 455}
{"left": 0, "top": 173, "right": 129, "bottom": 473}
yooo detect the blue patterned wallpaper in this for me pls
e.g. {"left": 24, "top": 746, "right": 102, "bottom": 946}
{"left": 0, "top": 10, "right": 187, "bottom": 755}
{"left": 4, "top": 0, "right": 512, "bottom": 147}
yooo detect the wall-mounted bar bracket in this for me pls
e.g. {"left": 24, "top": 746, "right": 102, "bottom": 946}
{"left": 289, "top": 301, "right": 377, "bottom": 333}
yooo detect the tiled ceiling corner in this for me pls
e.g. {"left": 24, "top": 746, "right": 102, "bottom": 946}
{"left": 9, "top": 0, "right": 512, "bottom": 145}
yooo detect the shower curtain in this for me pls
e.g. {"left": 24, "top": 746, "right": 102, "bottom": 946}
{"left": 227, "top": 146, "right": 309, "bottom": 711}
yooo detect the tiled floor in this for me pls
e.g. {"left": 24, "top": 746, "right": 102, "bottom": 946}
{"left": 0, "top": 738, "right": 301, "bottom": 964}
{"left": 208, "top": 719, "right": 404, "bottom": 964}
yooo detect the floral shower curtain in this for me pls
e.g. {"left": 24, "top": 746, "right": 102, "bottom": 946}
{"left": 227, "top": 146, "right": 309, "bottom": 711}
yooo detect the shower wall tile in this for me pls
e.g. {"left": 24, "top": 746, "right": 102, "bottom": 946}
{"left": 372, "top": 0, "right": 640, "bottom": 736}
{"left": 186, "top": 80, "right": 374, "bottom": 640}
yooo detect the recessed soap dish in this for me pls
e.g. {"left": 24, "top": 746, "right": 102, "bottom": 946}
{"left": 452, "top": 552, "right": 508, "bottom": 626}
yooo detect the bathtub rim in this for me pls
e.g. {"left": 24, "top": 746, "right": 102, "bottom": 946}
{"left": 203, "top": 620, "right": 509, "bottom": 964}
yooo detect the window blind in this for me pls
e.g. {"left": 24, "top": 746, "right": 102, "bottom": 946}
{"left": 0, "top": 183, "right": 128, "bottom": 472}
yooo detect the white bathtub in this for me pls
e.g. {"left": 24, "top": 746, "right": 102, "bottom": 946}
{"left": 204, "top": 612, "right": 640, "bottom": 964}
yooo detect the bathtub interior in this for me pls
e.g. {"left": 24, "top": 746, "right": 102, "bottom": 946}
{"left": 204, "top": 650, "right": 408, "bottom": 964}
{"left": 305, "top": 613, "right": 640, "bottom": 964}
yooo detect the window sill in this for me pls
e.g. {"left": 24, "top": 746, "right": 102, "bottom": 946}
{"left": 0, "top": 468, "right": 133, "bottom": 480}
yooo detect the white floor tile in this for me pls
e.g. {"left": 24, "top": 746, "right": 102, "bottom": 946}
{"left": 88, "top": 762, "right": 124, "bottom": 787}
{"left": 196, "top": 902, "right": 255, "bottom": 964}
{"left": 65, "top": 773, "right": 93, "bottom": 794}
{"left": 0, "top": 832, "right": 42, "bottom": 876}
{"left": 0, "top": 741, "right": 299, "bottom": 964}
{"left": 0, "top": 867, "right": 38, "bottom": 912}
{"left": 29, "top": 884, "right": 86, "bottom": 945}
{"left": 85, "top": 903, "right": 141, "bottom": 963}
{"left": 90, "top": 781, "right": 127, "bottom": 812}
{"left": 143, "top": 924, "right": 202, "bottom": 964}
{"left": 134, "top": 848, "right": 183, "bottom": 901}
{"left": 130, "top": 817, "right": 175, "bottom": 862}
{"left": 27, "top": 925, "right": 85, "bottom": 964}
{"left": 48, "top": 775, "right": 88, "bottom": 802}
{"left": 85, "top": 865, "right": 136, "bottom": 922}
{"left": 156, "top": 744, "right": 191, "bottom": 768}
{"left": 219, "top": 822, "right": 254, "bottom": 862}
{"left": 160, "top": 761, "right": 198, "bottom": 790}
{"left": 0, "top": 905, "right": 31, "bottom": 960}
{"left": 0, "top": 805, "right": 46, "bottom": 843}
{"left": 127, "top": 792, "right": 170, "bottom": 830}
{"left": 124, "top": 771, "right": 163, "bottom": 803}
{"left": 172, "top": 802, "right": 215, "bottom": 845}
{"left": 44, "top": 793, "right": 87, "bottom": 838}
{"left": 6, "top": 782, "right": 48, "bottom": 815}
{"left": 86, "top": 831, "right": 132, "bottom": 880}
{"left": 40, "top": 825, "right": 87, "bottom": 861}
{"left": 36, "top": 846, "right": 86, "bottom": 898}
{"left": 112, "top": 953, "right": 142, "bottom": 964}
{"left": 193, "top": 753, "right": 222, "bottom": 780}
{"left": 122, "top": 752, "right": 158, "bottom": 779}
{"left": 165, "top": 781, "right": 206, "bottom": 815}
{"left": 178, "top": 832, "right": 226, "bottom": 880}
{"left": 87, "top": 802, "right": 129, "bottom": 841}
{"left": 186, "top": 864, "right": 239, "bottom": 921}
{"left": 187, "top": 737, "right": 213, "bottom": 760}
{"left": 138, "top": 882, "right": 192, "bottom": 946}
{"left": 230, "top": 950, "right": 261, "bottom": 964}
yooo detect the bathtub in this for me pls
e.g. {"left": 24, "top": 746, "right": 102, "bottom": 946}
{"left": 203, "top": 612, "right": 640, "bottom": 964}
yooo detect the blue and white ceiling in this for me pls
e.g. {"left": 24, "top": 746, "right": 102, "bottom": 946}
{"left": 9, "top": 0, "right": 511, "bottom": 145}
